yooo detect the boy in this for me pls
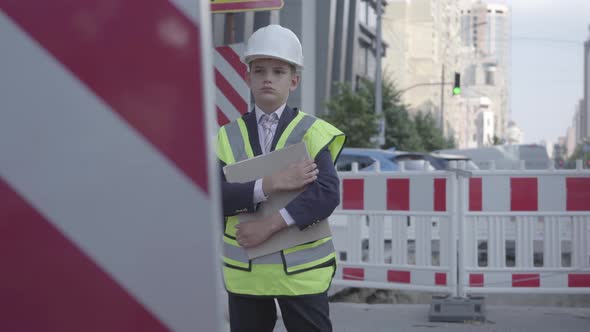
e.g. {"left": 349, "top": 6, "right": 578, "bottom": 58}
{"left": 216, "top": 24, "right": 346, "bottom": 332}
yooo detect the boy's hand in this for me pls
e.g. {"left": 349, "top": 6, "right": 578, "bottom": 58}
{"left": 235, "top": 212, "right": 287, "bottom": 248}
{"left": 263, "top": 159, "right": 318, "bottom": 194}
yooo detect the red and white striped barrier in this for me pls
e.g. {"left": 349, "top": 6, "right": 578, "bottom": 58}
{"left": 460, "top": 171, "right": 590, "bottom": 295}
{"left": 0, "top": 1, "right": 222, "bottom": 331}
{"left": 463, "top": 271, "right": 590, "bottom": 293}
{"left": 214, "top": 43, "right": 249, "bottom": 126}
{"left": 336, "top": 265, "right": 449, "bottom": 292}
{"left": 467, "top": 176, "right": 590, "bottom": 212}
{"left": 338, "top": 173, "right": 450, "bottom": 213}
{"left": 331, "top": 167, "right": 590, "bottom": 295}
{"left": 331, "top": 172, "right": 458, "bottom": 293}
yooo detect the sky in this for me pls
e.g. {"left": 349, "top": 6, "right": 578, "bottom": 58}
{"left": 507, "top": 0, "right": 590, "bottom": 146}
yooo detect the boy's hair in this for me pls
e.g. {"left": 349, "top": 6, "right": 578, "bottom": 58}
{"left": 247, "top": 61, "right": 299, "bottom": 75}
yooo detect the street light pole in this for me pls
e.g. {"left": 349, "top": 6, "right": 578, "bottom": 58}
{"left": 375, "top": 0, "right": 385, "bottom": 148}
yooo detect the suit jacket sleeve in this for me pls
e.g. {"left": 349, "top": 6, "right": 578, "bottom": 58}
{"left": 219, "top": 160, "right": 258, "bottom": 217}
{"left": 284, "top": 148, "right": 340, "bottom": 230}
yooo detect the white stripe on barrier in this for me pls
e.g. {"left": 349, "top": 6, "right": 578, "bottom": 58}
{"left": 539, "top": 176, "right": 566, "bottom": 211}
{"left": 482, "top": 176, "right": 510, "bottom": 211}
{"left": 410, "top": 177, "right": 434, "bottom": 212}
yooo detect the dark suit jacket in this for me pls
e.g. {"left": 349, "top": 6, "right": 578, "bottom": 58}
{"left": 219, "top": 106, "right": 341, "bottom": 230}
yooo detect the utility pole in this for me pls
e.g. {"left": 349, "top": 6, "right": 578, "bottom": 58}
{"left": 375, "top": 0, "right": 385, "bottom": 147}
{"left": 440, "top": 63, "right": 445, "bottom": 135}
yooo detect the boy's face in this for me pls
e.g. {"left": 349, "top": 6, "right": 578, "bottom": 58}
{"left": 246, "top": 58, "right": 300, "bottom": 113}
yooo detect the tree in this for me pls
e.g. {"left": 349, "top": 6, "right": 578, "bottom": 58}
{"left": 322, "top": 75, "right": 457, "bottom": 152}
{"left": 414, "top": 111, "right": 454, "bottom": 152}
{"left": 359, "top": 77, "right": 423, "bottom": 151}
{"left": 323, "top": 82, "right": 377, "bottom": 148}
{"left": 490, "top": 135, "right": 506, "bottom": 146}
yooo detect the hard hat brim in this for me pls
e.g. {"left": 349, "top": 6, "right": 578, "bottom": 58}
{"left": 242, "top": 54, "right": 304, "bottom": 70}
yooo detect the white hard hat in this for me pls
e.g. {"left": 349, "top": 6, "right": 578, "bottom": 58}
{"left": 242, "top": 24, "right": 304, "bottom": 69}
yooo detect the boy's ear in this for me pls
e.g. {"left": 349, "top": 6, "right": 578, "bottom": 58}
{"left": 289, "top": 73, "right": 301, "bottom": 92}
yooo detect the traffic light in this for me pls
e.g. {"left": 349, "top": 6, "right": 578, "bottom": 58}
{"left": 452, "top": 72, "right": 461, "bottom": 95}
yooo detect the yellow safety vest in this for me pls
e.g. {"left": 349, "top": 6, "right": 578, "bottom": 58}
{"left": 216, "top": 110, "right": 345, "bottom": 296}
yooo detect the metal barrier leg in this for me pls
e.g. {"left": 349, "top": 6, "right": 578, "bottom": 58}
{"left": 429, "top": 161, "right": 486, "bottom": 323}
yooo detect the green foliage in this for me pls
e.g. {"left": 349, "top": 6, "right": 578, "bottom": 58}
{"left": 491, "top": 135, "right": 506, "bottom": 145}
{"left": 360, "top": 77, "right": 423, "bottom": 151}
{"left": 414, "top": 111, "right": 453, "bottom": 152}
{"left": 567, "top": 143, "right": 590, "bottom": 166}
{"left": 322, "top": 75, "right": 456, "bottom": 152}
{"left": 323, "top": 82, "right": 378, "bottom": 148}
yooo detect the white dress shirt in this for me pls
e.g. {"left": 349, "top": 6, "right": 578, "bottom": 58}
{"left": 252, "top": 104, "right": 296, "bottom": 226}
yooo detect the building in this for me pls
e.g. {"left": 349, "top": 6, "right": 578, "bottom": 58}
{"left": 211, "top": 0, "right": 387, "bottom": 117}
{"left": 383, "top": 0, "right": 464, "bottom": 139}
{"left": 506, "top": 120, "right": 523, "bottom": 145}
{"left": 383, "top": 0, "right": 510, "bottom": 148}
{"left": 583, "top": 25, "right": 590, "bottom": 141}
{"left": 477, "top": 99, "right": 495, "bottom": 146}
{"left": 575, "top": 99, "right": 585, "bottom": 143}
{"left": 553, "top": 137, "right": 567, "bottom": 163}
{"left": 566, "top": 125, "right": 576, "bottom": 158}
{"left": 459, "top": 1, "right": 511, "bottom": 142}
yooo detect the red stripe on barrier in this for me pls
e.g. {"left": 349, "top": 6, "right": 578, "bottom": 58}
{"left": 215, "top": 68, "right": 248, "bottom": 114}
{"left": 435, "top": 273, "right": 447, "bottom": 286}
{"left": 216, "top": 106, "right": 230, "bottom": 127}
{"left": 512, "top": 274, "right": 540, "bottom": 287}
{"left": 469, "top": 178, "right": 482, "bottom": 211}
{"left": 434, "top": 178, "right": 446, "bottom": 211}
{"left": 0, "top": 179, "right": 168, "bottom": 331}
{"left": 511, "top": 178, "right": 538, "bottom": 211}
{"left": 566, "top": 178, "right": 590, "bottom": 211}
{"left": 342, "top": 268, "right": 364, "bottom": 281}
{"left": 216, "top": 46, "right": 248, "bottom": 82}
{"left": 387, "top": 270, "right": 410, "bottom": 283}
{"left": 469, "top": 274, "right": 484, "bottom": 287}
{"left": 342, "top": 179, "right": 364, "bottom": 210}
{"left": 568, "top": 274, "right": 590, "bottom": 287}
{"left": 2, "top": 0, "right": 209, "bottom": 193}
{"left": 387, "top": 179, "right": 409, "bottom": 210}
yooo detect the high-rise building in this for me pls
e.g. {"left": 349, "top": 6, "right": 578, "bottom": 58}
{"left": 459, "top": 1, "right": 510, "bottom": 141}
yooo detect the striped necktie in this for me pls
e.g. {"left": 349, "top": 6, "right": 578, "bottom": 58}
{"left": 260, "top": 113, "right": 278, "bottom": 154}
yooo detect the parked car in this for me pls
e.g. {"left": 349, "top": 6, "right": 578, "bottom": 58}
{"left": 336, "top": 148, "right": 399, "bottom": 171}
{"left": 388, "top": 151, "right": 436, "bottom": 171}
{"left": 425, "top": 153, "right": 479, "bottom": 170}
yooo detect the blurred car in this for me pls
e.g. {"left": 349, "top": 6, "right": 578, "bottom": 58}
{"left": 425, "top": 153, "right": 479, "bottom": 170}
{"left": 336, "top": 148, "right": 479, "bottom": 172}
{"left": 336, "top": 148, "right": 399, "bottom": 171}
{"left": 388, "top": 151, "right": 436, "bottom": 171}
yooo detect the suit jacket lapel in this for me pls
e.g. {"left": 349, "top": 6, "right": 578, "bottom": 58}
{"left": 243, "top": 111, "right": 263, "bottom": 156}
{"left": 271, "top": 106, "right": 298, "bottom": 152}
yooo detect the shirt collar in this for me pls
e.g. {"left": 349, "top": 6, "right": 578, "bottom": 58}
{"left": 255, "top": 104, "right": 286, "bottom": 123}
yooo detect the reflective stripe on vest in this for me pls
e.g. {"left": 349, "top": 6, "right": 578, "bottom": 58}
{"left": 283, "top": 237, "right": 335, "bottom": 273}
{"left": 223, "top": 240, "right": 283, "bottom": 267}
{"left": 223, "top": 118, "right": 253, "bottom": 163}
{"left": 276, "top": 113, "right": 317, "bottom": 149}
